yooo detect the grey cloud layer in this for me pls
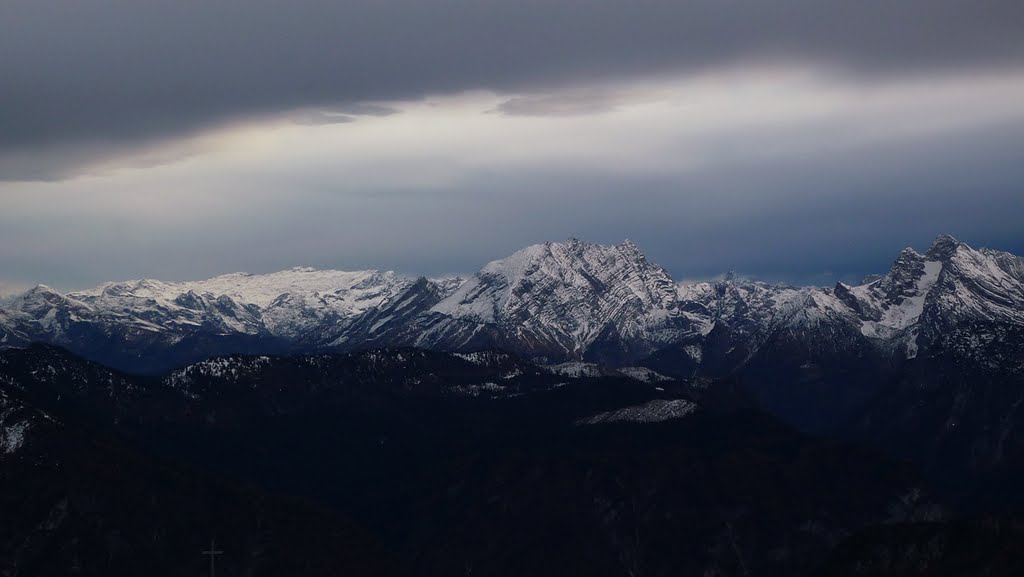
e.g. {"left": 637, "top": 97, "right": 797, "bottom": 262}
{"left": 3, "top": 0, "right": 1024, "bottom": 178}
{"left": 2, "top": 97, "right": 1022, "bottom": 290}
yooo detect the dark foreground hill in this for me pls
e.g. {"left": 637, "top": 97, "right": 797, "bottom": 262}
{"left": 0, "top": 344, "right": 954, "bottom": 576}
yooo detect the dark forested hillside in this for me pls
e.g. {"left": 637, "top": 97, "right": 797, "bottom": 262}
{"left": 0, "top": 344, "right": 955, "bottom": 576}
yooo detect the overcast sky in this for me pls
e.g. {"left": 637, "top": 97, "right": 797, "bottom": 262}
{"left": 2, "top": 0, "right": 1023, "bottom": 294}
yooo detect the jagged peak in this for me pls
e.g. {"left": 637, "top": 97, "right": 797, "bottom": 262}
{"left": 482, "top": 239, "right": 656, "bottom": 277}
{"left": 883, "top": 247, "right": 927, "bottom": 276}
{"left": 533, "top": 238, "right": 587, "bottom": 255}
{"left": 897, "top": 246, "right": 925, "bottom": 260}
{"left": 615, "top": 239, "right": 651, "bottom": 265}
{"left": 862, "top": 244, "right": 935, "bottom": 303}
{"left": 925, "top": 234, "right": 967, "bottom": 260}
{"left": 618, "top": 238, "right": 642, "bottom": 252}
{"left": 716, "top": 271, "right": 766, "bottom": 288}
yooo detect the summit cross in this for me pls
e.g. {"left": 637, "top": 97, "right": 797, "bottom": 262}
{"left": 201, "top": 538, "right": 223, "bottom": 577}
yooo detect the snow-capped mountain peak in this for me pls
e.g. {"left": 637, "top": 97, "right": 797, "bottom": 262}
{"left": 437, "top": 238, "right": 680, "bottom": 319}
{"left": 422, "top": 239, "right": 690, "bottom": 361}
{"left": 810, "top": 235, "right": 1024, "bottom": 361}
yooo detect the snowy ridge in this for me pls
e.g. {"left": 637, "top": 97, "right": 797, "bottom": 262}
{"left": 128, "top": 268, "right": 398, "bottom": 308}
{"left": 0, "top": 266, "right": 460, "bottom": 372}
{"left": 70, "top": 267, "right": 418, "bottom": 338}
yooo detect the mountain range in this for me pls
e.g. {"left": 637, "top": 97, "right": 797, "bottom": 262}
{"left": 3, "top": 233, "right": 1024, "bottom": 575}
{"left": 4, "top": 235, "right": 1021, "bottom": 375}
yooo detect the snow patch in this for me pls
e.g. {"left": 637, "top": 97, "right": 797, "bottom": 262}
{"left": 578, "top": 398, "right": 697, "bottom": 425}
{"left": 860, "top": 260, "right": 942, "bottom": 338}
{"left": 1, "top": 420, "right": 29, "bottom": 455}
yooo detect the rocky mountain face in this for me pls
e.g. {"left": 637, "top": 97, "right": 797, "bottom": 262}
{"left": 403, "top": 239, "right": 697, "bottom": 364}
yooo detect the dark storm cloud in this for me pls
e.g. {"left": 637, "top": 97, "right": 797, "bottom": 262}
{"left": 2, "top": 0, "right": 1023, "bottom": 179}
